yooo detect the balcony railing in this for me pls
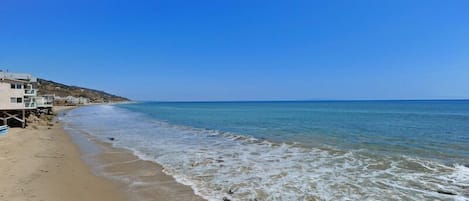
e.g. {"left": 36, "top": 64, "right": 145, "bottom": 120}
{"left": 24, "top": 89, "right": 36, "bottom": 96}
{"left": 37, "top": 101, "right": 53, "bottom": 107}
{"left": 24, "top": 102, "right": 36, "bottom": 108}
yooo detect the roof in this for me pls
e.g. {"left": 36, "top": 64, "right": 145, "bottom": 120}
{"left": 0, "top": 77, "right": 29, "bottom": 83}
{"left": 0, "top": 72, "right": 37, "bottom": 82}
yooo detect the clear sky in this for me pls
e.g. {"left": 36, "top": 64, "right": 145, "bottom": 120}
{"left": 1, "top": 0, "right": 468, "bottom": 101}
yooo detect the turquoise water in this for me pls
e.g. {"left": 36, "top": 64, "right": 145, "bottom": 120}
{"left": 61, "top": 101, "right": 469, "bottom": 200}
{"left": 119, "top": 101, "right": 469, "bottom": 164}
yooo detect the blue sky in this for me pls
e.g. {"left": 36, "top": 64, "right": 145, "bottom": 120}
{"left": 1, "top": 0, "right": 468, "bottom": 101}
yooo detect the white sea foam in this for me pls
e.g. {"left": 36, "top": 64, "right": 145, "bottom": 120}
{"left": 60, "top": 105, "right": 469, "bottom": 201}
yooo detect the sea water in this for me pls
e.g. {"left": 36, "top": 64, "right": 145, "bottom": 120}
{"left": 59, "top": 101, "right": 469, "bottom": 201}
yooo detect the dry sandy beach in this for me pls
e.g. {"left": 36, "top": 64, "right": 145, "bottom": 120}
{"left": 0, "top": 116, "right": 126, "bottom": 201}
{"left": 0, "top": 106, "right": 203, "bottom": 201}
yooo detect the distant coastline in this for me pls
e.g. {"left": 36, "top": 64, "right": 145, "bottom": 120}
{"left": 37, "top": 78, "right": 130, "bottom": 104}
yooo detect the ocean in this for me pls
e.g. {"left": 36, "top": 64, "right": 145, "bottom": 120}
{"left": 59, "top": 101, "right": 469, "bottom": 201}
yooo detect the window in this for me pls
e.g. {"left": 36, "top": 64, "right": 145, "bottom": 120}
{"left": 9, "top": 97, "right": 23, "bottom": 103}
{"left": 10, "top": 83, "right": 23, "bottom": 89}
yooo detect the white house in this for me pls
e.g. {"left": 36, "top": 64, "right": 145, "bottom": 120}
{"left": 37, "top": 94, "right": 54, "bottom": 108}
{"left": 78, "top": 97, "right": 90, "bottom": 105}
{"left": 0, "top": 72, "right": 37, "bottom": 110}
{"left": 0, "top": 72, "right": 38, "bottom": 127}
{"left": 65, "top": 96, "right": 79, "bottom": 105}
{"left": 54, "top": 95, "right": 90, "bottom": 105}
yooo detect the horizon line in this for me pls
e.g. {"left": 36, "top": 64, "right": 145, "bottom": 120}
{"left": 132, "top": 98, "right": 469, "bottom": 103}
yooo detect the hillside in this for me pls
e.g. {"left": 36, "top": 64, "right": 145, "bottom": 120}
{"left": 37, "top": 79, "right": 130, "bottom": 103}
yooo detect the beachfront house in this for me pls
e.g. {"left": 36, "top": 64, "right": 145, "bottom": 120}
{"left": 54, "top": 95, "right": 90, "bottom": 106}
{"left": 37, "top": 94, "right": 54, "bottom": 108}
{"left": 37, "top": 94, "right": 54, "bottom": 114}
{"left": 78, "top": 97, "right": 89, "bottom": 105}
{"left": 0, "top": 72, "right": 38, "bottom": 127}
{"left": 65, "top": 96, "right": 79, "bottom": 105}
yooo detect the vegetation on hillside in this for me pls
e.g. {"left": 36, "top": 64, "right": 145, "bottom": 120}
{"left": 37, "top": 79, "right": 130, "bottom": 103}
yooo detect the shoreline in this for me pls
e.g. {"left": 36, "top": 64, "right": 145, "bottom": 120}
{"left": 64, "top": 121, "right": 205, "bottom": 201}
{"left": 60, "top": 105, "right": 205, "bottom": 201}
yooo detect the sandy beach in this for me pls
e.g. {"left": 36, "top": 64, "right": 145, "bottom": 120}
{"left": 0, "top": 117, "right": 126, "bottom": 200}
{"left": 0, "top": 106, "right": 203, "bottom": 201}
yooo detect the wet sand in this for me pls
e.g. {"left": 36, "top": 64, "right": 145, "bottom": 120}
{"left": 85, "top": 139, "right": 205, "bottom": 201}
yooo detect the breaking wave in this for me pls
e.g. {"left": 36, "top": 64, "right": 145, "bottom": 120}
{"left": 60, "top": 105, "right": 469, "bottom": 201}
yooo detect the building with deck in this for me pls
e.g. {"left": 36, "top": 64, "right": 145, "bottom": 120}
{"left": 54, "top": 95, "right": 89, "bottom": 106}
{"left": 0, "top": 72, "right": 38, "bottom": 127}
{"left": 37, "top": 94, "right": 54, "bottom": 114}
